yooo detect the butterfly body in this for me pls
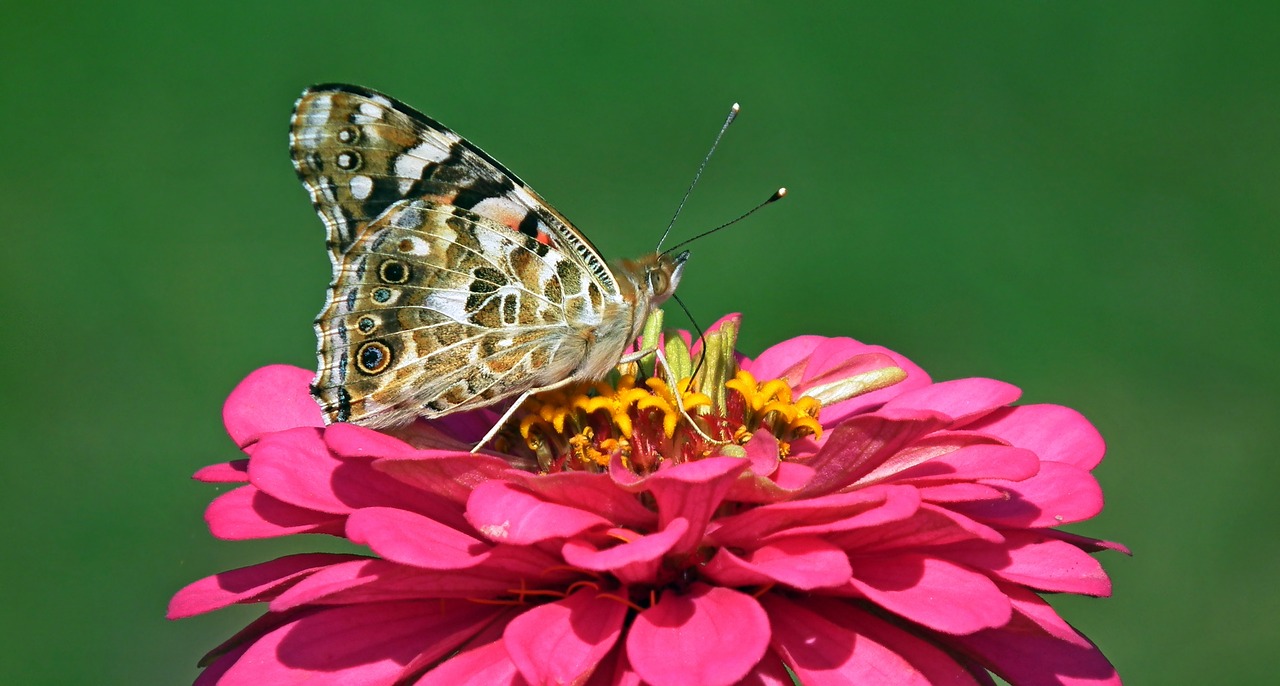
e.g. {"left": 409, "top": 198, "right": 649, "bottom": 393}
{"left": 290, "top": 85, "right": 686, "bottom": 428}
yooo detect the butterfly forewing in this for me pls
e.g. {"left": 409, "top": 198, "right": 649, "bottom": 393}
{"left": 290, "top": 84, "right": 684, "bottom": 428}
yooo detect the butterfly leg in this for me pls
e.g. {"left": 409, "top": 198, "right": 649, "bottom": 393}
{"left": 469, "top": 375, "right": 586, "bottom": 454}
{"left": 647, "top": 345, "right": 728, "bottom": 445}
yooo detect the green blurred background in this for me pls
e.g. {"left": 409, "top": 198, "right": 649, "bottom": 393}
{"left": 3, "top": 2, "right": 1275, "bottom": 683}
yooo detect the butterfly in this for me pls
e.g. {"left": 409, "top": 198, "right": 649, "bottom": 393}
{"left": 289, "top": 84, "right": 689, "bottom": 437}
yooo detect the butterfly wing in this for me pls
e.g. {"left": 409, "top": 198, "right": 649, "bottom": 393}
{"left": 290, "top": 84, "right": 616, "bottom": 292}
{"left": 290, "top": 85, "right": 623, "bottom": 427}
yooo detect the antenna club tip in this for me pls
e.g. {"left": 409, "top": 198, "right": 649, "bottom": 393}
{"left": 731, "top": 102, "right": 741, "bottom": 112}
{"left": 770, "top": 187, "right": 788, "bottom": 202}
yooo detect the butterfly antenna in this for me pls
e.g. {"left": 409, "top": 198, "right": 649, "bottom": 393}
{"left": 662, "top": 187, "right": 787, "bottom": 255}
{"left": 656, "top": 103, "right": 741, "bottom": 251}
{"left": 670, "top": 294, "right": 710, "bottom": 386}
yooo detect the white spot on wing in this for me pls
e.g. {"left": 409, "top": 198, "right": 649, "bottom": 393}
{"left": 350, "top": 175, "right": 373, "bottom": 200}
{"left": 358, "top": 102, "right": 384, "bottom": 119}
{"left": 302, "top": 95, "right": 332, "bottom": 128}
{"left": 470, "top": 197, "right": 530, "bottom": 231}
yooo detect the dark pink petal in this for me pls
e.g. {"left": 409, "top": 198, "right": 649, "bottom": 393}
{"left": 916, "top": 482, "right": 1010, "bottom": 504}
{"left": 169, "top": 553, "right": 366, "bottom": 619}
{"left": 1044, "top": 529, "right": 1132, "bottom": 556}
{"left": 193, "top": 460, "right": 249, "bottom": 483}
{"left": 562, "top": 519, "right": 688, "bottom": 585}
{"left": 709, "top": 484, "right": 919, "bottom": 547}
{"left": 347, "top": 507, "right": 492, "bottom": 569}
{"left": 374, "top": 450, "right": 513, "bottom": 506}
{"left": 703, "top": 536, "right": 851, "bottom": 590}
{"left": 251, "top": 427, "right": 469, "bottom": 529}
{"left": 216, "top": 601, "right": 499, "bottom": 686}
{"left": 738, "top": 652, "right": 797, "bottom": 686}
{"left": 847, "top": 552, "right": 1011, "bottom": 634}
{"left": 414, "top": 633, "right": 525, "bottom": 686}
{"left": 942, "top": 532, "right": 1112, "bottom": 596}
{"left": 644, "top": 457, "right": 749, "bottom": 555}
{"left": 324, "top": 421, "right": 420, "bottom": 457}
{"left": 503, "top": 470, "right": 657, "bottom": 529}
{"left": 505, "top": 588, "right": 627, "bottom": 685}
{"left": 222, "top": 365, "right": 322, "bottom": 449}
{"left": 272, "top": 551, "right": 574, "bottom": 611}
{"left": 953, "top": 462, "right": 1103, "bottom": 527}
{"left": 583, "top": 646, "right": 642, "bottom": 686}
{"left": 863, "top": 444, "right": 1040, "bottom": 487}
{"left": 966, "top": 404, "right": 1107, "bottom": 470}
{"left": 466, "top": 480, "right": 612, "bottom": 544}
{"left": 628, "top": 584, "right": 769, "bottom": 686}
{"left": 205, "top": 485, "right": 344, "bottom": 540}
{"left": 798, "top": 411, "right": 951, "bottom": 496}
{"left": 827, "top": 502, "right": 1003, "bottom": 553}
{"left": 763, "top": 595, "right": 981, "bottom": 685}
{"left": 944, "top": 585, "right": 1120, "bottom": 686}
{"left": 879, "top": 378, "right": 1022, "bottom": 426}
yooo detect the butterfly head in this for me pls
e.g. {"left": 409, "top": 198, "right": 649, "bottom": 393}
{"left": 646, "top": 250, "right": 689, "bottom": 306}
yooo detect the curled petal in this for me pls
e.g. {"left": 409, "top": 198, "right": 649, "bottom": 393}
{"left": 562, "top": 519, "right": 689, "bottom": 585}
{"left": 415, "top": 632, "right": 523, "bottom": 686}
{"left": 628, "top": 584, "right": 770, "bottom": 686}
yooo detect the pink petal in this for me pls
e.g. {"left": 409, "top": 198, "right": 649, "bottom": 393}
{"left": 644, "top": 457, "right": 749, "bottom": 555}
{"left": 193, "top": 460, "right": 249, "bottom": 483}
{"left": 880, "top": 378, "right": 1022, "bottom": 426}
{"left": 222, "top": 365, "right": 322, "bottom": 449}
{"left": 347, "top": 507, "right": 492, "bottom": 569}
{"left": 169, "top": 553, "right": 365, "bottom": 619}
{"left": 953, "top": 462, "right": 1103, "bottom": 527}
{"left": 738, "top": 652, "right": 797, "bottom": 686}
{"left": 942, "top": 532, "right": 1112, "bottom": 596}
{"left": 505, "top": 588, "right": 627, "bottom": 685}
{"left": 847, "top": 552, "right": 1011, "bottom": 634}
{"left": 966, "top": 404, "right": 1106, "bottom": 470}
{"left": 504, "top": 470, "right": 657, "bottom": 529}
{"left": 703, "top": 536, "right": 852, "bottom": 590}
{"left": 414, "top": 633, "right": 525, "bottom": 686}
{"left": 466, "top": 481, "right": 612, "bottom": 544}
{"left": 627, "top": 584, "right": 770, "bottom": 686}
{"left": 205, "top": 485, "right": 344, "bottom": 540}
{"left": 763, "top": 595, "right": 981, "bottom": 685}
{"left": 216, "top": 601, "right": 499, "bottom": 686}
{"left": 251, "top": 427, "right": 469, "bottom": 529}
{"left": 709, "top": 484, "right": 919, "bottom": 547}
{"left": 826, "top": 502, "right": 1003, "bottom": 553}
{"left": 944, "top": 585, "right": 1121, "bottom": 686}
{"left": 562, "top": 519, "right": 689, "bottom": 585}
{"left": 862, "top": 444, "right": 1041, "bottom": 487}
{"left": 798, "top": 411, "right": 951, "bottom": 496}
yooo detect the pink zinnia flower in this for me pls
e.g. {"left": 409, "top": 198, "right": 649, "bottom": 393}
{"left": 171, "top": 316, "right": 1124, "bottom": 685}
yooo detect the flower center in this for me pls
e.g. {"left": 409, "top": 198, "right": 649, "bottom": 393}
{"left": 496, "top": 316, "right": 823, "bottom": 475}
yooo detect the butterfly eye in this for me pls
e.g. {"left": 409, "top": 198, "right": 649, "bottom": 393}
{"left": 647, "top": 270, "right": 669, "bottom": 294}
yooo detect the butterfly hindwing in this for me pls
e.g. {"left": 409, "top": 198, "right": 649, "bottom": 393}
{"left": 312, "top": 198, "right": 607, "bottom": 427}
